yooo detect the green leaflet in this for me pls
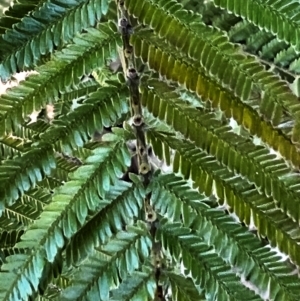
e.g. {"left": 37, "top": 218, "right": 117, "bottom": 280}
{"left": 109, "top": 268, "right": 155, "bottom": 301}
{"left": 167, "top": 272, "right": 205, "bottom": 301}
{"left": 0, "top": 147, "right": 55, "bottom": 210}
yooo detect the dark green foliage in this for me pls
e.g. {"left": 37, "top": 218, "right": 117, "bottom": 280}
{"left": 0, "top": 0, "right": 300, "bottom": 301}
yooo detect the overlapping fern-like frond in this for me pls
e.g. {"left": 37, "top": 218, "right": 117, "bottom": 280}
{"left": 0, "top": 133, "right": 131, "bottom": 300}
{"left": 213, "top": 0, "right": 300, "bottom": 51}
{"left": 61, "top": 223, "right": 153, "bottom": 300}
{"left": 132, "top": 28, "right": 300, "bottom": 168}
{"left": 150, "top": 172, "right": 300, "bottom": 300}
{"left": 0, "top": 0, "right": 111, "bottom": 81}
{"left": 1, "top": 0, "right": 300, "bottom": 300}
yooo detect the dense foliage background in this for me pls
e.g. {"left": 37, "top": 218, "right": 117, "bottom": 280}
{"left": 1, "top": 0, "right": 300, "bottom": 300}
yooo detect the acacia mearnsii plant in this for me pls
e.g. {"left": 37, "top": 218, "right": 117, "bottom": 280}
{"left": 1, "top": 0, "right": 300, "bottom": 300}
